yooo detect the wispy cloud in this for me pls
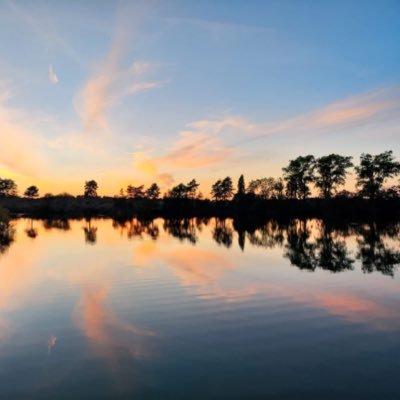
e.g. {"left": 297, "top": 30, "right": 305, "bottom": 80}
{"left": 133, "top": 85, "right": 400, "bottom": 183}
{"left": 134, "top": 128, "right": 233, "bottom": 179}
{"left": 75, "top": 15, "right": 167, "bottom": 134}
{"left": 48, "top": 64, "right": 59, "bottom": 84}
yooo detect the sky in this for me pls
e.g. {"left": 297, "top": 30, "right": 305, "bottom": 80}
{"left": 0, "top": 0, "right": 399, "bottom": 196}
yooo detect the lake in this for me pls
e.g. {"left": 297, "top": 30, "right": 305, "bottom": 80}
{"left": 0, "top": 217, "right": 399, "bottom": 399}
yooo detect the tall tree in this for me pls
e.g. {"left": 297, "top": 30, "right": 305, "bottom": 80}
{"left": 84, "top": 180, "right": 98, "bottom": 197}
{"left": 0, "top": 178, "right": 17, "bottom": 197}
{"left": 24, "top": 185, "right": 39, "bottom": 198}
{"left": 355, "top": 151, "right": 400, "bottom": 198}
{"left": 314, "top": 154, "right": 353, "bottom": 198}
{"left": 237, "top": 175, "right": 246, "bottom": 196}
{"left": 145, "top": 183, "right": 160, "bottom": 200}
{"left": 283, "top": 155, "right": 315, "bottom": 199}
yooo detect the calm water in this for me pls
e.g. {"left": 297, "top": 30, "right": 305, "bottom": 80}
{"left": 0, "top": 217, "right": 400, "bottom": 399}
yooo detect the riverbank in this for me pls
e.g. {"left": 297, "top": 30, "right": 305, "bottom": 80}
{"left": 1, "top": 196, "right": 399, "bottom": 221}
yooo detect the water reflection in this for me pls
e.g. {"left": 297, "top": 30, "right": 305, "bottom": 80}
{"left": 1, "top": 217, "right": 400, "bottom": 399}
{"left": 163, "top": 218, "right": 198, "bottom": 244}
{"left": 83, "top": 218, "right": 98, "bottom": 244}
{"left": 212, "top": 218, "right": 233, "bottom": 248}
{"left": 72, "top": 284, "right": 155, "bottom": 391}
{"left": 0, "top": 219, "right": 14, "bottom": 255}
{"left": 284, "top": 220, "right": 354, "bottom": 273}
{"left": 4, "top": 216, "right": 400, "bottom": 277}
{"left": 356, "top": 223, "right": 400, "bottom": 276}
{"left": 43, "top": 219, "right": 70, "bottom": 231}
{"left": 25, "top": 219, "right": 38, "bottom": 239}
{"left": 113, "top": 218, "right": 159, "bottom": 240}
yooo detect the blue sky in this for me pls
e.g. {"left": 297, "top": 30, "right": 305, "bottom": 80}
{"left": 0, "top": 0, "right": 399, "bottom": 195}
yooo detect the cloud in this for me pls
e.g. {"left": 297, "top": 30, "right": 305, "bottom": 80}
{"left": 130, "top": 61, "right": 156, "bottom": 75}
{"left": 156, "top": 173, "right": 174, "bottom": 188}
{"left": 133, "top": 124, "right": 235, "bottom": 177}
{"left": 241, "top": 85, "right": 400, "bottom": 144}
{"left": 75, "top": 13, "right": 167, "bottom": 134}
{"left": 0, "top": 83, "right": 44, "bottom": 176}
{"left": 48, "top": 64, "right": 59, "bottom": 84}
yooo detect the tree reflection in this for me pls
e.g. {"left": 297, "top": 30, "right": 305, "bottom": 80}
{"left": 42, "top": 219, "right": 70, "bottom": 231}
{"left": 112, "top": 218, "right": 159, "bottom": 240}
{"left": 25, "top": 219, "right": 38, "bottom": 239}
{"left": 83, "top": 218, "right": 97, "bottom": 245}
{"left": 284, "top": 220, "right": 317, "bottom": 271}
{"left": 247, "top": 220, "right": 285, "bottom": 249}
{"left": 283, "top": 220, "right": 354, "bottom": 272}
{"left": 163, "top": 218, "right": 198, "bottom": 244}
{"left": 315, "top": 223, "right": 354, "bottom": 272}
{"left": 212, "top": 218, "right": 233, "bottom": 248}
{"left": 0, "top": 219, "right": 14, "bottom": 255}
{"left": 356, "top": 223, "right": 400, "bottom": 276}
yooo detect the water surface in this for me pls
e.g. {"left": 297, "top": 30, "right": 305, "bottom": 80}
{"left": 0, "top": 218, "right": 399, "bottom": 399}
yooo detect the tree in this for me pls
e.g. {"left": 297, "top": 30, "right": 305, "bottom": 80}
{"left": 0, "top": 178, "right": 17, "bottom": 197}
{"left": 145, "top": 183, "right": 160, "bottom": 200}
{"left": 283, "top": 155, "right": 315, "bottom": 199}
{"left": 355, "top": 151, "right": 400, "bottom": 198}
{"left": 211, "top": 177, "right": 234, "bottom": 200}
{"left": 314, "top": 154, "right": 353, "bottom": 199}
{"left": 166, "top": 179, "right": 200, "bottom": 200}
{"left": 248, "top": 177, "right": 275, "bottom": 199}
{"left": 127, "top": 185, "right": 145, "bottom": 199}
{"left": 274, "top": 178, "right": 285, "bottom": 199}
{"left": 186, "top": 179, "right": 200, "bottom": 199}
{"left": 24, "top": 185, "right": 39, "bottom": 198}
{"left": 166, "top": 183, "right": 189, "bottom": 199}
{"left": 237, "top": 175, "right": 246, "bottom": 197}
{"left": 84, "top": 180, "right": 98, "bottom": 197}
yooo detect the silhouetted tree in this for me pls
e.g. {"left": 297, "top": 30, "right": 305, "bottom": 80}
{"left": 381, "top": 185, "right": 400, "bottom": 199}
{"left": 166, "top": 183, "right": 188, "bottom": 199}
{"left": 248, "top": 177, "right": 284, "bottom": 199}
{"left": 127, "top": 185, "right": 145, "bottom": 199}
{"left": 84, "top": 180, "right": 98, "bottom": 197}
{"left": 237, "top": 175, "right": 246, "bottom": 197}
{"left": 274, "top": 178, "right": 285, "bottom": 199}
{"left": 0, "top": 178, "right": 17, "bottom": 197}
{"left": 355, "top": 151, "right": 400, "bottom": 198}
{"left": 145, "top": 183, "right": 160, "bottom": 200}
{"left": 211, "top": 177, "right": 234, "bottom": 200}
{"left": 166, "top": 179, "right": 200, "bottom": 200}
{"left": 314, "top": 154, "right": 353, "bottom": 199}
{"left": 283, "top": 155, "right": 315, "bottom": 199}
{"left": 186, "top": 179, "right": 200, "bottom": 199}
{"left": 24, "top": 185, "right": 39, "bottom": 199}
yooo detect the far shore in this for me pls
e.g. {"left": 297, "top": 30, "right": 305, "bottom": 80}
{"left": 1, "top": 196, "right": 399, "bottom": 222}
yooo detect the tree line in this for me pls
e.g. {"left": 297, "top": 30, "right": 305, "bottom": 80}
{"left": 1, "top": 151, "right": 399, "bottom": 200}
